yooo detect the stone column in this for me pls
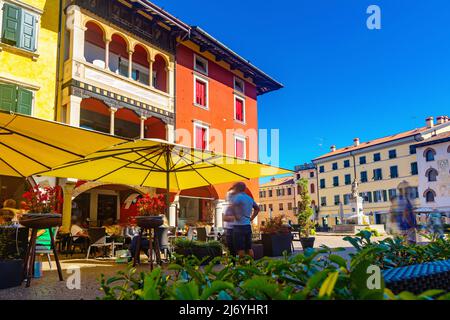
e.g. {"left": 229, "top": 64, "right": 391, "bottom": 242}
{"left": 104, "top": 38, "right": 111, "bottom": 70}
{"left": 140, "top": 116, "right": 147, "bottom": 139}
{"left": 61, "top": 181, "right": 76, "bottom": 233}
{"left": 148, "top": 58, "right": 154, "bottom": 87}
{"left": 166, "top": 123, "right": 175, "bottom": 143}
{"left": 110, "top": 107, "right": 117, "bottom": 135}
{"left": 128, "top": 50, "right": 134, "bottom": 79}
{"left": 167, "top": 64, "right": 175, "bottom": 111}
{"left": 215, "top": 200, "right": 226, "bottom": 229}
{"left": 167, "top": 64, "right": 175, "bottom": 96}
{"left": 66, "top": 5, "right": 86, "bottom": 62}
{"left": 68, "top": 95, "right": 82, "bottom": 127}
{"left": 169, "top": 195, "right": 180, "bottom": 227}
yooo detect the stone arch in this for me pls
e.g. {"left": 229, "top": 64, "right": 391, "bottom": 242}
{"left": 72, "top": 181, "right": 150, "bottom": 200}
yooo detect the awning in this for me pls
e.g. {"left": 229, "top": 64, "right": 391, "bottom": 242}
{"left": 0, "top": 111, "right": 128, "bottom": 177}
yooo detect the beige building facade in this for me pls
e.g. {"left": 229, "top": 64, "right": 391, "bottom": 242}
{"left": 312, "top": 116, "right": 450, "bottom": 227}
{"left": 259, "top": 177, "right": 297, "bottom": 225}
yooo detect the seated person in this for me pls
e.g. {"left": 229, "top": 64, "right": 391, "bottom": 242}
{"left": 0, "top": 199, "right": 20, "bottom": 223}
{"left": 71, "top": 219, "right": 89, "bottom": 242}
{"left": 103, "top": 218, "right": 123, "bottom": 238}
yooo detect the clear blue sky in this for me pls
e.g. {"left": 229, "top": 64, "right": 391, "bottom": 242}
{"left": 157, "top": 0, "right": 450, "bottom": 170}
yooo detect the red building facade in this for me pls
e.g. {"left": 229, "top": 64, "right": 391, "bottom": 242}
{"left": 173, "top": 27, "right": 283, "bottom": 228}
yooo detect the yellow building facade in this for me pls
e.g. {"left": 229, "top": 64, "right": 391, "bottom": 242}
{"left": 0, "top": 0, "right": 61, "bottom": 208}
{"left": 0, "top": 0, "right": 61, "bottom": 120}
{"left": 312, "top": 117, "right": 450, "bottom": 227}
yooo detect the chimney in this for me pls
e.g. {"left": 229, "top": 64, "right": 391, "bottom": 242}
{"left": 353, "top": 138, "right": 360, "bottom": 147}
{"left": 436, "top": 116, "right": 445, "bottom": 125}
{"left": 426, "top": 117, "right": 434, "bottom": 129}
{"left": 331, "top": 145, "right": 336, "bottom": 152}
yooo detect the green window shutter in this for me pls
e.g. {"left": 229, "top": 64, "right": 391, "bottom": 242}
{"left": 17, "top": 87, "right": 32, "bottom": 115}
{"left": 2, "top": 4, "right": 21, "bottom": 45}
{"left": 0, "top": 84, "right": 17, "bottom": 112}
{"left": 20, "top": 10, "right": 36, "bottom": 51}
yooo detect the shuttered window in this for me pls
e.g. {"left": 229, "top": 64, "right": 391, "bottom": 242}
{"left": 1, "top": 4, "right": 37, "bottom": 52}
{"left": 194, "top": 124, "right": 208, "bottom": 151}
{"left": 0, "top": 83, "right": 16, "bottom": 112}
{"left": 235, "top": 137, "right": 245, "bottom": 159}
{"left": 235, "top": 97, "right": 245, "bottom": 122}
{"left": 0, "top": 83, "right": 32, "bottom": 115}
{"left": 195, "top": 78, "right": 207, "bottom": 107}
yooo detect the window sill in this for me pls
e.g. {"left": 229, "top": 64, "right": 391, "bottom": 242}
{"left": 0, "top": 43, "right": 39, "bottom": 61}
{"left": 193, "top": 103, "right": 209, "bottom": 110}
{"left": 234, "top": 119, "right": 247, "bottom": 125}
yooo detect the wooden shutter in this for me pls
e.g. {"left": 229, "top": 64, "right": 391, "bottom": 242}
{"left": 0, "top": 84, "right": 17, "bottom": 112}
{"left": 17, "top": 87, "right": 32, "bottom": 115}
{"left": 2, "top": 4, "right": 21, "bottom": 45}
{"left": 235, "top": 98, "right": 244, "bottom": 121}
{"left": 20, "top": 10, "right": 36, "bottom": 51}
{"left": 195, "top": 80, "right": 206, "bottom": 107}
{"left": 235, "top": 139, "right": 244, "bottom": 158}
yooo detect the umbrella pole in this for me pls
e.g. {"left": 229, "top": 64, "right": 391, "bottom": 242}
{"left": 165, "top": 146, "right": 170, "bottom": 220}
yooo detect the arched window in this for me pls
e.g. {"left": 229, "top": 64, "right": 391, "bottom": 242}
{"left": 425, "top": 168, "right": 438, "bottom": 182}
{"left": 153, "top": 54, "right": 168, "bottom": 93}
{"left": 310, "top": 183, "right": 315, "bottom": 194}
{"left": 424, "top": 148, "right": 436, "bottom": 162}
{"left": 424, "top": 189, "right": 436, "bottom": 203}
{"left": 84, "top": 22, "right": 106, "bottom": 67}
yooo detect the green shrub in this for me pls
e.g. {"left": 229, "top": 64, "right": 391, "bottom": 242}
{"left": 345, "top": 230, "right": 450, "bottom": 269}
{"left": 98, "top": 242, "right": 450, "bottom": 301}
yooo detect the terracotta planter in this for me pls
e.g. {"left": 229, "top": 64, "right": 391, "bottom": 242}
{"left": 300, "top": 237, "right": 316, "bottom": 250}
{"left": 135, "top": 215, "right": 164, "bottom": 229}
{"left": 19, "top": 213, "right": 62, "bottom": 229}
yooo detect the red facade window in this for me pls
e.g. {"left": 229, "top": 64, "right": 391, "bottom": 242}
{"left": 195, "top": 79, "right": 207, "bottom": 107}
{"left": 235, "top": 138, "right": 245, "bottom": 159}
{"left": 195, "top": 125, "right": 208, "bottom": 150}
{"left": 235, "top": 97, "right": 245, "bottom": 122}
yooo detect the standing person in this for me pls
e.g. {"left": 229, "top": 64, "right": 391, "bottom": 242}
{"left": 427, "top": 211, "right": 445, "bottom": 241}
{"left": 223, "top": 188, "right": 237, "bottom": 257}
{"left": 391, "top": 182, "right": 417, "bottom": 244}
{"left": 226, "top": 182, "right": 260, "bottom": 258}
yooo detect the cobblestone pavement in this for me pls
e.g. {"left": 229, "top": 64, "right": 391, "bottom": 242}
{"left": 0, "top": 235, "right": 384, "bottom": 300}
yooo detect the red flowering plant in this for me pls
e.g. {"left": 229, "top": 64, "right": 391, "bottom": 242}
{"left": 22, "top": 184, "right": 63, "bottom": 214}
{"left": 136, "top": 194, "right": 167, "bottom": 217}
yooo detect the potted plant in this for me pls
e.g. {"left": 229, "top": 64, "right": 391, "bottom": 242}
{"left": 260, "top": 215, "right": 293, "bottom": 257}
{"left": 174, "top": 238, "right": 223, "bottom": 265}
{"left": 19, "top": 184, "right": 63, "bottom": 229}
{"left": 0, "top": 222, "right": 28, "bottom": 289}
{"left": 297, "top": 178, "right": 316, "bottom": 250}
{"left": 135, "top": 194, "right": 167, "bottom": 229}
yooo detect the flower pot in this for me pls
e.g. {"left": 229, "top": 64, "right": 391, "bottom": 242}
{"left": 261, "top": 233, "right": 293, "bottom": 257}
{"left": 19, "top": 213, "right": 62, "bottom": 229}
{"left": 300, "top": 237, "right": 316, "bottom": 250}
{"left": 135, "top": 215, "right": 164, "bottom": 229}
{"left": 0, "top": 259, "right": 24, "bottom": 289}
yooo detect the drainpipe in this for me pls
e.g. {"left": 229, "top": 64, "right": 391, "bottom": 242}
{"left": 54, "top": 0, "right": 64, "bottom": 122}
